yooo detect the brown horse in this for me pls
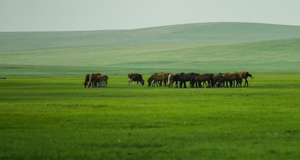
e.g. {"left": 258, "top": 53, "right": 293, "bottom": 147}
{"left": 235, "top": 71, "right": 252, "bottom": 87}
{"left": 170, "top": 72, "right": 197, "bottom": 88}
{"left": 128, "top": 73, "right": 144, "bottom": 86}
{"left": 212, "top": 74, "right": 224, "bottom": 88}
{"left": 147, "top": 72, "right": 168, "bottom": 87}
{"left": 95, "top": 75, "right": 108, "bottom": 88}
{"left": 88, "top": 73, "right": 101, "bottom": 88}
{"left": 83, "top": 73, "right": 90, "bottom": 88}
{"left": 220, "top": 73, "right": 242, "bottom": 87}
{"left": 190, "top": 73, "right": 213, "bottom": 88}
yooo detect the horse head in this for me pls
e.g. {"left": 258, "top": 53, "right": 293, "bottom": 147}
{"left": 147, "top": 76, "right": 153, "bottom": 87}
{"left": 141, "top": 79, "right": 145, "bottom": 86}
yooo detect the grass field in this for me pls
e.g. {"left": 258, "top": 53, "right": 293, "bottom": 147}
{"left": 0, "top": 73, "right": 300, "bottom": 159}
{"left": 1, "top": 22, "right": 300, "bottom": 159}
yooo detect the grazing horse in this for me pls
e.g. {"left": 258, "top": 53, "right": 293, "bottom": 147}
{"left": 235, "top": 71, "right": 252, "bottom": 87}
{"left": 95, "top": 75, "right": 108, "bottom": 88}
{"left": 170, "top": 72, "right": 197, "bottom": 88}
{"left": 220, "top": 73, "right": 242, "bottom": 87}
{"left": 167, "top": 73, "right": 180, "bottom": 88}
{"left": 83, "top": 73, "right": 90, "bottom": 88}
{"left": 168, "top": 73, "right": 180, "bottom": 88}
{"left": 190, "top": 73, "right": 213, "bottom": 88}
{"left": 88, "top": 73, "right": 101, "bottom": 88}
{"left": 128, "top": 73, "right": 144, "bottom": 86}
{"left": 212, "top": 74, "right": 224, "bottom": 88}
{"left": 147, "top": 72, "right": 168, "bottom": 87}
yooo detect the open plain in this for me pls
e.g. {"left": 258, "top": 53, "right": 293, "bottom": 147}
{"left": 1, "top": 22, "right": 300, "bottom": 159}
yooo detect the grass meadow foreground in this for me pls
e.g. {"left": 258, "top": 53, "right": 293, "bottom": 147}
{"left": 0, "top": 72, "right": 300, "bottom": 159}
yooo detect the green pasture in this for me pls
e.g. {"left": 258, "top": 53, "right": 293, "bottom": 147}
{"left": 1, "top": 22, "right": 300, "bottom": 159}
{"left": 0, "top": 73, "right": 300, "bottom": 159}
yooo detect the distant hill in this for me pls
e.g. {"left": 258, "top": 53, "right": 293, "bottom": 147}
{"left": 1, "top": 22, "right": 300, "bottom": 51}
{"left": 1, "top": 37, "right": 300, "bottom": 74}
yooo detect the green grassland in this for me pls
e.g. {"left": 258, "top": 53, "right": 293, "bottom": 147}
{"left": 1, "top": 37, "right": 300, "bottom": 75}
{"left": 1, "top": 22, "right": 300, "bottom": 159}
{"left": 0, "top": 73, "right": 300, "bottom": 159}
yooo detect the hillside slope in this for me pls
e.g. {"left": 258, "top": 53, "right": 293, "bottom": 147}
{"left": 1, "top": 22, "right": 300, "bottom": 51}
{"left": 1, "top": 37, "right": 299, "bottom": 74}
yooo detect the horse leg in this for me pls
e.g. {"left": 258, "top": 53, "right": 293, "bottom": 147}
{"left": 154, "top": 80, "right": 159, "bottom": 87}
{"left": 244, "top": 78, "right": 247, "bottom": 87}
{"left": 203, "top": 81, "right": 208, "bottom": 88}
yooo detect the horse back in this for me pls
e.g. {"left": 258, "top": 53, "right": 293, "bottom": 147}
{"left": 129, "top": 73, "right": 143, "bottom": 81}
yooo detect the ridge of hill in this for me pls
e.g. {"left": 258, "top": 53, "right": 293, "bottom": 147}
{"left": 1, "top": 22, "right": 300, "bottom": 51}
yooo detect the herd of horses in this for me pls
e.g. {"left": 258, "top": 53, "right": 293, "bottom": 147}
{"left": 83, "top": 72, "right": 252, "bottom": 88}
{"left": 128, "top": 72, "right": 252, "bottom": 88}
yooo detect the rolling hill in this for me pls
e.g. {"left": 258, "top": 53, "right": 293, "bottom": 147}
{"left": 1, "top": 22, "right": 300, "bottom": 51}
{"left": 1, "top": 22, "right": 300, "bottom": 75}
{"left": 1, "top": 37, "right": 299, "bottom": 75}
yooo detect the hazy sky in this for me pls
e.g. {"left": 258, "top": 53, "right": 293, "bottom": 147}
{"left": 1, "top": 0, "right": 300, "bottom": 31}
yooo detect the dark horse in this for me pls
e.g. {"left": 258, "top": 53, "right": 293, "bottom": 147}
{"left": 169, "top": 73, "right": 196, "bottom": 88}
{"left": 83, "top": 73, "right": 90, "bottom": 88}
{"left": 128, "top": 73, "right": 144, "bottom": 86}
{"left": 235, "top": 72, "right": 252, "bottom": 87}
{"left": 190, "top": 73, "right": 213, "bottom": 88}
